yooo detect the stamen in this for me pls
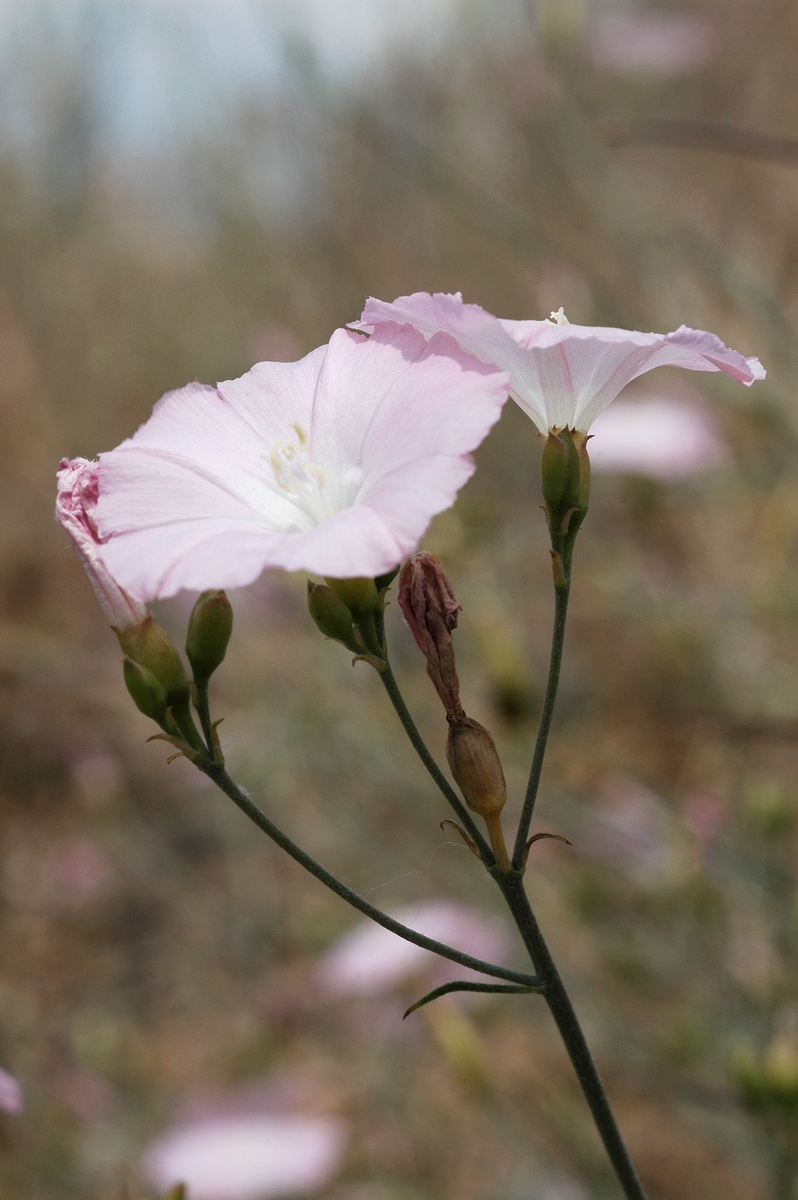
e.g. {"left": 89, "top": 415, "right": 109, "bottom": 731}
{"left": 265, "top": 424, "right": 326, "bottom": 497}
{"left": 546, "top": 307, "right": 570, "bottom": 326}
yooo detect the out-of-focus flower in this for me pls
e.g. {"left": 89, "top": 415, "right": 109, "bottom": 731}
{"left": 95, "top": 325, "right": 510, "bottom": 599}
{"left": 588, "top": 13, "right": 713, "bottom": 77}
{"left": 356, "top": 293, "right": 764, "bottom": 434}
{"left": 55, "top": 457, "right": 148, "bottom": 631}
{"left": 0, "top": 1068, "right": 23, "bottom": 1115}
{"left": 142, "top": 1113, "right": 347, "bottom": 1200}
{"left": 50, "top": 838, "right": 111, "bottom": 902}
{"left": 588, "top": 399, "right": 726, "bottom": 480}
{"left": 316, "top": 900, "right": 510, "bottom": 996}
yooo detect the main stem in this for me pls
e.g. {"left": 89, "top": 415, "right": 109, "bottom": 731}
{"left": 499, "top": 872, "right": 649, "bottom": 1200}
{"left": 512, "top": 578, "right": 570, "bottom": 868}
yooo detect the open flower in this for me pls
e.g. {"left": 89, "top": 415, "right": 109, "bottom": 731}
{"left": 355, "top": 292, "right": 765, "bottom": 434}
{"left": 143, "top": 1112, "right": 347, "bottom": 1200}
{"left": 56, "top": 457, "right": 148, "bottom": 631}
{"left": 95, "top": 324, "right": 510, "bottom": 600}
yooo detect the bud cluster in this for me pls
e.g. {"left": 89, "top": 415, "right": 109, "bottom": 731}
{"left": 307, "top": 571, "right": 398, "bottom": 667}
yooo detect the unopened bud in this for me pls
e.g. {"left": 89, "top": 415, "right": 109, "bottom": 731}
{"left": 325, "top": 576, "right": 379, "bottom": 615}
{"left": 446, "top": 718, "right": 507, "bottom": 820}
{"left": 186, "top": 590, "right": 233, "bottom": 685}
{"left": 308, "top": 583, "right": 360, "bottom": 652}
{"left": 116, "top": 614, "right": 189, "bottom": 704}
{"left": 398, "top": 553, "right": 463, "bottom": 719}
{"left": 123, "top": 657, "right": 168, "bottom": 723}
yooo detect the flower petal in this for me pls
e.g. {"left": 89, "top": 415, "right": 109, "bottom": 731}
{"left": 97, "top": 326, "right": 511, "bottom": 598}
{"left": 357, "top": 292, "right": 765, "bottom": 432}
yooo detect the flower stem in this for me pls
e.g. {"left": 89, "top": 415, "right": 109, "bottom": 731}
{"left": 499, "top": 871, "right": 649, "bottom": 1200}
{"left": 199, "top": 758, "right": 540, "bottom": 989}
{"left": 379, "top": 662, "right": 494, "bottom": 865}
{"left": 512, "top": 578, "right": 570, "bottom": 869}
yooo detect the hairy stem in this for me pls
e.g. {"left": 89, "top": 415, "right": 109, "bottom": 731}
{"left": 379, "top": 663, "right": 494, "bottom": 864}
{"left": 512, "top": 580, "right": 570, "bottom": 869}
{"left": 201, "top": 759, "right": 540, "bottom": 988}
{"left": 499, "top": 872, "right": 649, "bottom": 1200}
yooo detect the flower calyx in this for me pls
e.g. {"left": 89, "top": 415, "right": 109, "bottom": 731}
{"left": 540, "top": 427, "right": 591, "bottom": 584}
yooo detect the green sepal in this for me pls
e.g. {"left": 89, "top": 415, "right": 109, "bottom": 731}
{"left": 324, "top": 576, "right": 379, "bottom": 615}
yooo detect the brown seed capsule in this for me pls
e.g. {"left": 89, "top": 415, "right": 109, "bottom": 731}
{"left": 446, "top": 717, "right": 510, "bottom": 873}
{"left": 446, "top": 718, "right": 507, "bottom": 819}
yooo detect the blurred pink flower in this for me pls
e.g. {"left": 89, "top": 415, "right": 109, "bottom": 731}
{"left": 356, "top": 293, "right": 764, "bottom": 434}
{"left": 56, "top": 457, "right": 148, "bottom": 630}
{"left": 316, "top": 900, "right": 510, "bottom": 997}
{"left": 588, "top": 13, "right": 713, "bottom": 77}
{"left": 142, "top": 1113, "right": 347, "bottom": 1200}
{"left": 95, "top": 325, "right": 510, "bottom": 599}
{"left": 0, "top": 1068, "right": 23, "bottom": 1115}
{"left": 50, "top": 838, "right": 111, "bottom": 901}
{"left": 588, "top": 399, "right": 726, "bottom": 480}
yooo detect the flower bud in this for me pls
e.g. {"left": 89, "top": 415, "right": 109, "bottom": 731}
{"left": 123, "top": 657, "right": 168, "bottom": 723}
{"left": 116, "top": 615, "right": 190, "bottom": 705}
{"left": 398, "top": 553, "right": 463, "bottom": 719}
{"left": 186, "top": 590, "right": 233, "bottom": 685}
{"left": 446, "top": 718, "right": 507, "bottom": 820}
{"left": 308, "top": 583, "right": 360, "bottom": 652}
{"left": 324, "top": 576, "right": 380, "bottom": 615}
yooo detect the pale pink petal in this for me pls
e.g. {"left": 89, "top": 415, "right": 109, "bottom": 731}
{"left": 55, "top": 458, "right": 148, "bottom": 630}
{"left": 0, "top": 1068, "right": 23, "bottom": 1115}
{"left": 357, "top": 293, "right": 765, "bottom": 433}
{"left": 142, "top": 1114, "right": 347, "bottom": 1200}
{"left": 97, "top": 325, "right": 510, "bottom": 599}
{"left": 316, "top": 901, "right": 510, "bottom": 996}
{"left": 589, "top": 399, "right": 726, "bottom": 479}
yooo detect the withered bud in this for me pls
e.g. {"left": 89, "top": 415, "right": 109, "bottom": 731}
{"left": 398, "top": 553, "right": 463, "bottom": 719}
{"left": 446, "top": 718, "right": 507, "bottom": 821}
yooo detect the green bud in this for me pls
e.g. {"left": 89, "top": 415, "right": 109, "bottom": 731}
{"left": 123, "top": 657, "right": 168, "bottom": 723}
{"left": 186, "top": 589, "right": 233, "bottom": 685}
{"left": 324, "top": 576, "right": 380, "bottom": 615}
{"left": 115, "top": 614, "right": 189, "bottom": 704}
{"left": 308, "top": 583, "right": 360, "bottom": 652}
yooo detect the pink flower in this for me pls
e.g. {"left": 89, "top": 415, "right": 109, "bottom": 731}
{"left": 56, "top": 457, "right": 148, "bottom": 631}
{"left": 0, "top": 1068, "right": 23, "bottom": 1115}
{"left": 316, "top": 900, "right": 511, "bottom": 996}
{"left": 142, "top": 1113, "right": 347, "bottom": 1200}
{"left": 588, "top": 398, "right": 726, "bottom": 480}
{"left": 355, "top": 293, "right": 764, "bottom": 434}
{"left": 95, "top": 325, "right": 510, "bottom": 600}
{"left": 588, "top": 13, "right": 713, "bottom": 77}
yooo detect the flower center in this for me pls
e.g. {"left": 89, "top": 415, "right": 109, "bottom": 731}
{"left": 546, "top": 307, "right": 570, "bottom": 326}
{"left": 268, "top": 423, "right": 326, "bottom": 498}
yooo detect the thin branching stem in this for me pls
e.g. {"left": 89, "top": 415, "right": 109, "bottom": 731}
{"left": 512, "top": 580, "right": 570, "bottom": 868}
{"left": 201, "top": 759, "right": 540, "bottom": 988}
{"left": 379, "top": 662, "right": 494, "bottom": 864}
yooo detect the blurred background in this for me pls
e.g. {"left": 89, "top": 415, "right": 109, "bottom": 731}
{"left": 2, "top": 0, "right": 798, "bottom": 1197}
